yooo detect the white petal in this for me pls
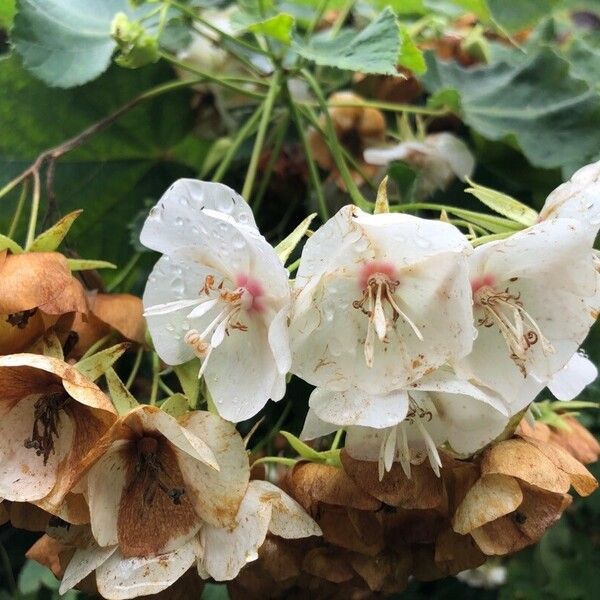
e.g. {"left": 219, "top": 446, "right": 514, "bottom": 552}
{"left": 309, "top": 386, "right": 409, "bottom": 429}
{"left": 548, "top": 352, "right": 598, "bottom": 401}
{"left": 134, "top": 407, "right": 218, "bottom": 469}
{"left": 60, "top": 544, "right": 117, "bottom": 595}
{"left": 140, "top": 179, "right": 257, "bottom": 254}
{"left": 176, "top": 411, "right": 249, "bottom": 528}
{"left": 540, "top": 160, "right": 600, "bottom": 230}
{"left": 199, "top": 483, "right": 272, "bottom": 581}
{"left": 96, "top": 541, "right": 198, "bottom": 600}
{"left": 268, "top": 306, "right": 292, "bottom": 375}
{"left": 0, "top": 396, "right": 73, "bottom": 502}
{"left": 204, "top": 314, "right": 277, "bottom": 422}
{"left": 363, "top": 143, "right": 414, "bottom": 165}
{"left": 300, "top": 408, "right": 339, "bottom": 441}
{"left": 87, "top": 442, "right": 129, "bottom": 548}
{"left": 428, "top": 133, "right": 475, "bottom": 181}
{"left": 250, "top": 480, "right": 322, "bottom": 538}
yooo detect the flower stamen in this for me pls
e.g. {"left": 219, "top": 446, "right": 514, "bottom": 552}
{"left": 474, "top": 284, "right": 555, "bottom": 376}
{"left": 24, "top": 391, "right": 70, "bottom": 466}
{"left": 354, "top": 267, "right": 423, "bottom": 368}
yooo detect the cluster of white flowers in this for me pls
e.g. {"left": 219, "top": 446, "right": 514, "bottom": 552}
{"left": 142, "top": 163, "right": 600, "bottom": 481}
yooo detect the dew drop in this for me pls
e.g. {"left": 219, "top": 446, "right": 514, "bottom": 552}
{"left": 232, "top": 234, "right": 246, "bottom": 250}
{"left": 215, "top": 195, "right": 234, "bottom": 214}
{"left": 174, "top": 217, "right": 184, "bottom": 227}
{"left": 415, "top": 236, "right": 431, "bottom": 249}
{"left": 166, "top": 324, "right": 175, "bottom": 332}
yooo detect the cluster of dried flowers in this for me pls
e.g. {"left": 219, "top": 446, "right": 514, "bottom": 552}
{"left": 1, "top": 160, "right": 599, "bottom": 599}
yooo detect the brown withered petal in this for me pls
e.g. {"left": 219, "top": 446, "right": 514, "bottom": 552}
{"left": 518, "top": 435, "right": 598, "bottom": 497}
{"left": 383, "top": 508, "right": 446, "bottom": 546}
{"left": 549, "top": 415, "right": 600, "bottom": 465}
{"left": 302, "top": 547, "right": 356, "bottom": 583}
{"left": 441, "top": 461, "right": 480, "bottom": 515}
{"left": 72, "top": 293, "right": 146, "bottom": 357}
{"left": 517, "top": 418, "right": 552, "bottom": 442}
{"left": 285, "top": 462, "right": 381, "bottom": 512}
{"left": 350, "top": 551, "right": 411, "bottom": 593}
{"left": 470, "top": 484, "right": 571, "bottom": 556}
{"left": 0, "top": 311, "right": 46, "bottom": 355}
{"left": 341, "top": 449, "right": 445, "bottom": 510}
{"left": 26, "top": 535, "right": 71, "bottom": 579}
{"left": 481, "top": 438, "right": 571, "bottom": 494}
{"left": 317, "top": 506, "right": 384, "bottom": 556}
{"left": 0, "top": 502, "right": 8, "bottom": 525}
{"left": 452, "top": 473, "right": 523, "bottom": 535}
{"left": 0, "top": 252, "right": 87, "bottom": 316}
{"left": 8, "top": 501, "right": 51, "bottom": 531}
{"left": 434, "top": 528, "right": 486, "bottom": 575}
{"left": 353, "top": 70, "right": 423, "bottom": 104}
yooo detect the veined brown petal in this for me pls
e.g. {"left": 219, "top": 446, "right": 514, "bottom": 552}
{"left": 117, "top": 440, "right": 200, "bottom": 557}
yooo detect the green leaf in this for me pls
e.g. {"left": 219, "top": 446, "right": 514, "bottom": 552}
{"left": 161, "top": 393, "right": 190, "bottom": 418}
{"left": 27, "top": 209, "right": 82, "bottom": 252}
{"left": 0, "top": 233, "right": 24, "bottom": 253}
{"left": 465, "top": 179, "right": 538, "bottom": 226}
{"left": 105, "top": 367, "right": 139, "bottom": 415}
{"left": 487, "top": 0, "right": 560, "bottom": 33}
{"left": 280, "top": 430, "right": 323, "bottom": 461}
{"left": 0, "top": 57, "right": 194, "bottom": 268}
{"left": 566, "top": 37, "right": 600, "bottom": 90}
{"left": 275, "top": 212, "right": 316, "bottom": 265}
{"left": 449, "top": 0, "right": 491, "bottom": 20}
{"left": 67, "top": 259, "right": 117, "bottom": 271}
{"left": 0, "top": 0, "right": 16, "bottom": 29}
{"left": 174, "top": 359, "right": 200, "bottom": 408}
{"left": 12, "top": 0, "right": 128, "bottom": 87}
{"left": 398, "top": 26, "right": 426, "bottom": 74}
{"left": 292, "top": 8, "right": 403, "bottom": 75}
{"left": 76, "top": 342, "right": 129, "bottom": 381}
{"left": 245, "top": 13, "right": 296, "bottom": 45}
{"left": 18, "top": 560, "right": 59, "bottom": 594}
{"left": 423, "top": 49, "right": 600, "bottom": 169}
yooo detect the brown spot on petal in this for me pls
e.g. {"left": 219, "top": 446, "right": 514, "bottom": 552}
{"left": 117, "top": 439, "right": 199, "bottom": 557}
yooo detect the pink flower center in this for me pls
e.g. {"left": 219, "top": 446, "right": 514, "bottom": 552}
{"left": 235, "top": 273, "right": 265, "bottom": 314}
{"left": 470, "top": 273, "right": 496, "bottom": 299}
{"left": 358, "top": 260, "right": 398, "bottom": 290}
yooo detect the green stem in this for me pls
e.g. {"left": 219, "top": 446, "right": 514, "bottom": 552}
{"left": 252, "top": 114, "right": 289, "bottom": 212}
{"left": 25, "top": 169, "right": 40, "bottom": 248}
{"left": 80, "top": 333, "right": 114, "bottom": 360}
{"left": 126, "top": 346, "right": 144, "bottom": 389}
{"left": 7, "top": 179, "right": 28, "bottom": 238}
{"left": 106, "top": 251, "right": 142, "bottom": 292}
{"left": 300, "top": 68, "right": 369, "bottom": 210}
{"left": 158, "top": 378, "right": 176, "bottom": 397}
{"left": 287, "top": 257, "right": 301, "bottom": 274}
{"left": 300, "top": 97, "right": 449, "bottom": 116}
{"left": 285, "top": 83, "right": 328, "bottom": 222}
{"left": 330, "top": 0, "right": 355, "bottom": 36}
{"left": 242, "top": 70, "right": 282, "bottom": 200}
{"left": 252, "top": 456, "right": 298, "bottom": 467}
{"left": 305, "top": 0, "right": 331, "bottom": 39}
{"left": 150, "top": 352, "right": 160, "bottom": 406}
{"left": 330, "top": 428, "right": 344, "bottom": 451}
{"left": 171, "top": 0, "right": 271, "bottom": 57}
{"left": 160, "top": 51, "right": 267, "bottom": 99}
{"left": 252, "top": 401, "right": 293, "bottom": 453}
{"left": 211, "top": 104, "right": 264, "bottom": 182}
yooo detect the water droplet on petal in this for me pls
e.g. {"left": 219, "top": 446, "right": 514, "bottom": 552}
{"left": 215, "top": 194, "right": 234, "bottom": 214}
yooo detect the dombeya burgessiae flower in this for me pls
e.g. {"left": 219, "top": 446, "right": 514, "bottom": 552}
{"left": 290, "top": 204, "right": 475, "bottom": 395}
{"left": 141, "top": 179, "right": 291, "bottom": 423}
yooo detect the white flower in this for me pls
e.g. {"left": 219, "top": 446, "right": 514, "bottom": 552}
{"left": 197, "top": 480, "right": 321, "bottom": 581}
{"left": 301, "top": 368, "right": 509, "bottom": 479}
{"left": 141, "top": 179, "right": 291, "bottom": 422}
{"left": 539, "top": 160, "right": 600, "bottom": 229}
{"left": 456, "top": 218, "right": 597, "bottom": 408}
{"left": 290, "top": 205, "right": 475, "bottom": 397}
{"left": 364, "top": 133, "right": 475, "bottom": 198}
{"left": 547, "top": 351, "right": 598, "bottom": 401}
